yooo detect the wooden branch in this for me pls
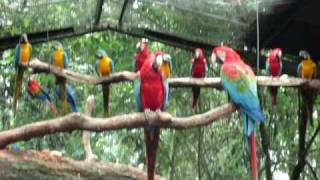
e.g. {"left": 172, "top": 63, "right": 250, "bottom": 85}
{"left": 0, "top": 150, "right": 165, "bottom": 180}
{"left": 0, "top": 103, "right": 236, "bottom": 149}
{"left": 25, "top": 59, "right": 320, "bottom": 90}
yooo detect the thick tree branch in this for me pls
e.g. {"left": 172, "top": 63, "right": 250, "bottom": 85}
{"left": 24, "top": 59, "right": 320, "bottom": 90}
{"left": 0, "top": 103, "right": 236, "bottom": 149}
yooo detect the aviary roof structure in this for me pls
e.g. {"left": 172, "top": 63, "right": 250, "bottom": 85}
{"left": 0, "top": 0, "right": 318, "bottom": 59}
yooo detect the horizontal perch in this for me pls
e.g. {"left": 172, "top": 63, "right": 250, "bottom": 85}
{"left": 0, "top": 103, "right": 236, "bottom": 149}
{"left": 25, "top": 59, "right": 320, "bottom": 90}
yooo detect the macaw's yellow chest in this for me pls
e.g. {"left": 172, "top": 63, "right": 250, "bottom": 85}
{"left": 19, "top": 43, "right": 31, "bottom": 63}
{"left": 53, "top": 50, "right": 64, "bottom": 68}
{"left": 98, "top": 58, "right": 111, "bottom": 76}
{"left": 160, "top": 62, "right": 170, "bottom": 78}
{"left": 301, "top": 60, "right": 316, "bottom": 79}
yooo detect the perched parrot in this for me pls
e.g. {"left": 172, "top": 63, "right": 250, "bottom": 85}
{"left": 55, "top": 84, "right": 79, "bottom": 113}
{"left": 189, "top": 48, "right": 207, "bottom": 109}
{"left": 133, "top": 38, "right": 149, "bottom": 72}
{"left": 160, "top": 54, "right": 173, "bottom": 79}
{"left": 297, "top": 50, "right": 317, "bottom": 126}
{"left": 134, "top": 51, "right": 169, "bottom": 180}
{"left": 95, "top": 49, "right": 114, "bottom": 117}
{"left": 27, "top": 78, "right": 58, "bottom": 114}
{"left": 211, "top": 46, "right": 265, "bottom": 180}
{"left": 51, "top": 42, "right": 69, "bottom": 114}
{"left": 12, "top": 33, "right": 32, "bottom": 115}
{"left": 266, "top": 48, "right": 282, "bottom": 106}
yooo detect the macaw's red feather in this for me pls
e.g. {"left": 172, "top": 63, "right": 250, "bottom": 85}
{"left": 267, "top": 48, "right": 282, "bottom": 106}
{"left": 249, "top": 133, "right": 257, "bottom": 180}
{"left": 191, "top": 48, "right": 206, "bottom": 109}
{"left": 135, "top": 42, "right": 150, "bottom": 72}
{"left": 144, "top": 127, "right": 160, "bottom": 180}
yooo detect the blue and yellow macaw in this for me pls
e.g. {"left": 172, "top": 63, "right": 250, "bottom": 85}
{"left": 13, "top": 33, "right": 32, "bottom": 115}
{"left": 95, "top": 49, "right": 114, "bottom": 116}
{"left": 55, "top": 84, "right": 79, "bottom": 113}
{"left": 211, "top": 46, "right": 265, "bottom": 180}
{"left": 297, "top": 50, "right": 317, "bottom": 126}
{"left": 51, "top": 42, "right": 69, "bottom": 114}
{"left": 160, "top": 54, "right": 173, "bottom": 79}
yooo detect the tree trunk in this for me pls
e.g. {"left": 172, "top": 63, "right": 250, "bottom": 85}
{"left": 0, "top": 150, "right": 165, "bottom": 180}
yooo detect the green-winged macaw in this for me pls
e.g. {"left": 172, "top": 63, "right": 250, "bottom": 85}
{"left": 133, "top": 38, "right": 149, "bottom": 72}
{"left": 55, "top": 84, "right": 79, "bottom": 113}
{"left": 51, "top": 41, "right": 68, "bottom": 114}
{"left": 211, "top": 46, "right": 265, "bottom": 180}
{"left": 95, "top": 49, "right": 114, "bottom": 117}
{"left": 297, "top": 50, "right": 317, "bottom": 126}
{"left": 189, "top": 48, "right": 207, "bottom": 109}
{"left": 266, "top": 48, "right": 282, "bottom": 106}
{"left": 134, "top": 51, "right": 169, "bottom": 180}
{"left": 160, "top": 54, "right": 173, "bottom": 79}
{"left": 13, "top": 33, "right": 32, "bottom": 115}
{"left": 27, "top": 77, "right": 58, "bottom": 114}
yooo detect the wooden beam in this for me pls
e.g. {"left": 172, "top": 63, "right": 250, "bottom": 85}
{"left": 94, "top": 0, "right": 104, "bottom": 25}
{"left": 0, "top": 103, "right": 236, "bottom": 149}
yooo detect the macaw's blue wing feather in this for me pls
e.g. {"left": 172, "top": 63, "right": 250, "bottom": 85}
{"left": 110, "top": 59, "right": 115, "bottom": 73}
{"left": 15, "top": 44, "right": 20, "bottom": 69}
{"left": 280, "top": 61, "right": 283, "bottom": 75}
{"left": 297, "top": 63, "right": 302, "bottom": 76}
{"left": 134, "top": 79, "right": 141, "bottom": 112}
{"left": 66, "top": 84, "right": 78, "bottom": 112}
{"left": 168, "top": 59, "right": 173, "bottom": 73}
{"left": 63, "top": 51, "right": 69, "bottom": 69}
{"left": 265, "top": 61, "right": 270, "bottom": 76}
{"left": 162, "top": 79, "right": 169, "bottom": 111}
{"left": 189, "top": 64, "right": 193, "bottom": 76}
{"left": 204, "top": 60, "right": 208, "bottom": 76}
{"left": 95, "top": 60, "right": 99, "bottom": 75}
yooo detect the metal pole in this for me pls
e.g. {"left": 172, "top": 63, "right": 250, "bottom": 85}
{"left": 256, "top": 0, "right": 260, "bottom": 74}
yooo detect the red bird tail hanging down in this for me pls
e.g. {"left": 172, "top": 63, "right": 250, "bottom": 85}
{"left": 192, "top": 86, "right": 201, "bottom": 109}
{"left": 144, "top": 127, "right": 161, "bottom": 180}
{"left": 268, "top": 86, "right": 278, "bottom": 106}
{"left": 249, "top": 133, "right": 258, "bottom": 180}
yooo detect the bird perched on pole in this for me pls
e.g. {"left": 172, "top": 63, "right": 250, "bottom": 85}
{"left": 211, "top": 46, "right": 265, "bottom": 180}
{"left": 266, "top": 48, "right": 282, "bottom": 106}
{"left": 51, "top": 41, "right": 68, "bottom": 114}
{"left": 95, "top": 49, "right": 114, "bottom": 117}
{"left": 13, "top": 33, "right": 32, "bottom": 115}
{"left": 133, "top": 38, "right": 149, "bottom": 72}
{"left": 160, "top": 54, "right": 173, "bottom": 79}
{"left": 297, "top": 50, "right": 317, "bottom": 126}
{"left": 134, "top": 51, "right": 169, "bottom": 180}
{"left": 190, "top": 48, "right": 207, "bottom": 109}
{"left": 27, "top": 77, "right": 58, "bottom": 115}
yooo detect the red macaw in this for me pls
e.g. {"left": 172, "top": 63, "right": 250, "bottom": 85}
{"left": 134, "top": 51, "right": 169, "bottom": 180}
{"left": 27, "top": 78, "right": 57, "bottom": 114}
{"left": 13, "top": 33, "right": 32, "bottom": 115}
{"left": 189, "top": 48, "right": 207, "bottom": 108}
{"left": 133, "top": 38, "right": 149, "bottom": 72}
{"left": 95, "top": 49, "right": 115, "bottom": 117}
{"left": 51, "top": 41, "right": 69, "bottom": 114}
{"left": 211, "top": 46, "right": 265, "bottom": 180}
{"left": 266, "top": 48, "right": 282, "bottom": 105}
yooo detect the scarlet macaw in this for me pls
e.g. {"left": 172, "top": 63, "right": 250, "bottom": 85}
{"left": 133, "top": 38, "right": 149, "bottom": 72}
{"left": 297, "top": 50, "right": 317, "bottom": 125}
{"left": 51, "top": 42, "right": 68, "bottom": 114}
{"left": 95, "top": 49, "right": 114, "bottom": 116}
{"left": 13, "top": 33, "right": 32, "bottom": 115}
{"left": 134, "top": 51, "right": 169, "bottom": 180}
{"left": 27, "top": 78, "right": 57, "bottom": 114}
{"left": 211, "top": 46, "right": 265, "bottom": 180}
{"left": 160, "top": 54, "right": 173, "bottom": 79}
{"left": 190, "top": 48, "right": 207, "bottom": 108}
{"left": 266, "top": 48, "right": 282, "bottom": 105}
{"left": 55, "top": 84, "right": 79, "bottom": 113}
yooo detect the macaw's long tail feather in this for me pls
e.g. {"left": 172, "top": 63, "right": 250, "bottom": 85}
{"left": 144, "top": 126, "right": 161, "bottom": 180}
{"left": 56, "top": 76, "right": 68, "bottom": 114}
{"left": 66, "top": 85, "right": 79, "bottom": 113}
{"left": 44, "top": 99, "right": 58, "bottom": 115}
{"left": 102, "top": 84, "right": 110, "bottom": 117}
{"left": 12, "top": 68, "right": 24, "bottom": 115}
{"left": 249, "top": 133, "right": 258, "bottom": 180}
{"left": 268, "top": 86, "right": 278, "bottom": 106}
{"left": 301, "top": 88, "right": 315, "bottom": 126}
{"left": 192, "top": 86, "right": 201, "bottom": 109}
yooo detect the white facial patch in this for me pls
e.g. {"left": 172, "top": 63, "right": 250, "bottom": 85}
{"left": 156, "top": 54, "right": 163, "bottom": 67}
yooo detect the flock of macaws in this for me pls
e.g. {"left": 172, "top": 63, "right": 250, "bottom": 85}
{"left": 12, "top": 33, "right": 318, "bottom": 180}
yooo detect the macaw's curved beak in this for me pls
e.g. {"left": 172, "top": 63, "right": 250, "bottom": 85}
{"left": 152, "top": 55, "right": 163, "bottom": 71}
{"left": 96, "top": 52, "right": 103, "bottom": 59}
{"left": 21, "top": 33, "right": 28, "bottom": 43}
{"left": 276, "top": 51, "right": 282, "bottom": 61}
